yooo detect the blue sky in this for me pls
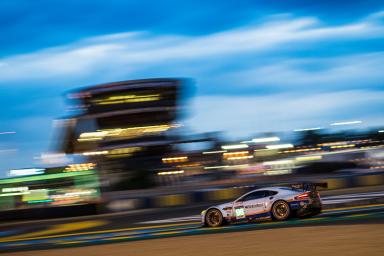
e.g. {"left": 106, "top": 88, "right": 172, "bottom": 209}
{"left": 1, "top": 0, "right": 384, "bottom": 175}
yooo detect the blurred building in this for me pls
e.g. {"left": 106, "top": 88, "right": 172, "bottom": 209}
{"left": 50, "top": 78, "right": 384, "bottom": 191}
{"left": 56, "top": 78, "right": 185, "bottom": 190}
{"left": 0, "top": 165, "right": 100, "bottom": 213}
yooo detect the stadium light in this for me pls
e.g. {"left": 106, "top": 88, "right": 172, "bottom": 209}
{"left": 330, "top": 121, "right": 362, "bottom": 126}
{"left": 0, "top": 131, "right": 16, "bottom": 135}
{"left": 221, "top": 144, "right": 248, "bottom": 150}
{"left": 251, "top": 136, "right": 280, "bottom": 143}
{"left": 266, "top": 144, "right": 294, "bottom": 150}
{"left": 293, "top": 127, "right": 322, "bottom": 132}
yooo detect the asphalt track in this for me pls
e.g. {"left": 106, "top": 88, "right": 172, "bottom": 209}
{"left": 1, "top": 203, "right": 384, "bottom": 253}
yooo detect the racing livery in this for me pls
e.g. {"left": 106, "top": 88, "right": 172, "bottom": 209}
{"left": 201, "top": 183, "right": 327, "bottom": 227}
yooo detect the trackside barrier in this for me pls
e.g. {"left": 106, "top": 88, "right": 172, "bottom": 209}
{"left": 320, "top": 178, "right": 350, "bottom": 190}
{"left": 106, "top": 172, "right": 384, "bottom": 211}
{"left": 354, "top": 173, "right": 384, "bottom": 187}
{"left": 155, "top": 194, "right": 189, "bottom": 207}
{"left": 205, "top": 187, "right": 245, "bottom": 201}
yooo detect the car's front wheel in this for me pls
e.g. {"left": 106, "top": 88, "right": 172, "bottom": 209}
{"left": 271, "top": 200, "right": 290, "bottom": 221}
{"left": 205, "top": 208, "right": 223, "bottom": 227}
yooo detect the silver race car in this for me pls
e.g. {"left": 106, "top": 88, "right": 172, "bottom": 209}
{"left": 201, "top": 183, "right": 327, "bottom": 227}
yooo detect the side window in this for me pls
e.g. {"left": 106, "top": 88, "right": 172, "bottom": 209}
{"left": 241, "top": 191, "right": 266, "bottom": 201}
{"left": 266, "top": 191, "right": 278, "bottom": 196}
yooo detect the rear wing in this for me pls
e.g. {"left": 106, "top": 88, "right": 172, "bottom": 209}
{"left": 290, "top": 182, "right": 328, "bottom": 191}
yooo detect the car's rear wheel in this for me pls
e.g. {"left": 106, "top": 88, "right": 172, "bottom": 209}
{"left": 205, "top": 208, "right": 223, "bottom": 227}
{"left": 271, "top": 200, "right": 290, "bottom": 221}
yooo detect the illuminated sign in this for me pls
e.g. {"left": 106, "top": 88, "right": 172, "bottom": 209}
{"left": 78, "top": 124, "right": 177, "bottom": 142}
{"left": 107, "top": 147, "right": 142, "bottom": 158}
{"left": 64, "top": 163, "right": 96, "bottom": 172}
{"left": 92, "top": 94, "right": 161, "bottom": 105}
{"left": 162, "top": 156, "right": 188, "bottom": 163}
{"left": 8, "top": 168, "right": 45, "bottom": 177}
{"left": 2, "top": 187, "right": 28, "bottom": 193}
{"left": 157, "top": 170, "right": 184, "bottom": 176}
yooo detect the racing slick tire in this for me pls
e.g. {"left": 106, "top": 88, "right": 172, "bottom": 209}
{"left": 271, "top": 200, "right": 291, "bottom": 221}
{"left": 205, "top": 208, "right": 224, "bottom": 227}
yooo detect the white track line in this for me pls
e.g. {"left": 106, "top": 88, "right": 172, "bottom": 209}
{"left": 139, "top": 216, "right": 201, "bottom": 224}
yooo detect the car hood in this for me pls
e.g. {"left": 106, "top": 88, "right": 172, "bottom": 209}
{"left": 215, "top": 201, "right": 234, "bottom": 210}
{"left": 202, "top": 201, "right": 234, "bottom": 215}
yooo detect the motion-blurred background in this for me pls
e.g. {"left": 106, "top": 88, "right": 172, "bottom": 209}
{"left": 1, "top": 0, "right": 384, "bottom": 215}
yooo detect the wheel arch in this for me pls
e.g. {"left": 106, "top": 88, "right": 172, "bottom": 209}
{"left": 266, "top": 197, "right": 280, "bottom": 211}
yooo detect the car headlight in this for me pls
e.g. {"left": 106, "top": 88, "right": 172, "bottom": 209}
{"left": 201, "top": 210, "right": 206, "bottom": 215}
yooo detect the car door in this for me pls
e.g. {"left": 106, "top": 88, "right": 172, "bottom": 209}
{"left": 242, "top": 191, "right": 268, "bottom": 218}
{"left": 232, "top": 191, "right": 267, "bottom": 220}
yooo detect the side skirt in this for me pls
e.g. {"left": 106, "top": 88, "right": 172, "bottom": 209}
{"left": 227, "top": 211, "right": 272, "bottom": 224}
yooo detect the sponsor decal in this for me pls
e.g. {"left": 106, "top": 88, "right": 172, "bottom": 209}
{"left": 245, "top": 203, "right": 264, "bottom": 209}
{"left": 235, "top": 207, "right": 246, "bottom": 219}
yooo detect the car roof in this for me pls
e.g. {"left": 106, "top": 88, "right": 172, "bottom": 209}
{"left": 246, "top": 186, "right": 294, "bottom": 194}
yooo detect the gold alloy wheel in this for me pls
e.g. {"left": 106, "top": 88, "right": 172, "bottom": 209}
{"left": 272, "top": 201, "right": 290, "bottom": 220}
{"left": 205, "top": 209, "right": 223, "bottom": 227}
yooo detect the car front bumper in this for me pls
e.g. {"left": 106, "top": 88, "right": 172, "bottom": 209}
{"left": 201, "top": 210, "right": 207, "bottom": 225}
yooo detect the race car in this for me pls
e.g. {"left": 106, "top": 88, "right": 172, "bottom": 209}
{"left": 201, "top": 182, "right": 327, "bottom": 227}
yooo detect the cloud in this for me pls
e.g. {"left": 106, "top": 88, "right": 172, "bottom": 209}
{"left": 186, "top": 90, "right": 384, "bottom": 137}
{"left": 0, "top": 11, "right": 383, "bottom": 83}
{"left": 1, "top": 10, "right": 384, "bottom": 174}
{"left": 217, "top": 52, "right": 384, "bottom": 92}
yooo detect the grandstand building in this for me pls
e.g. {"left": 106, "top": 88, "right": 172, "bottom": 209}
{"left": 57, "top": 78, "right": 184, "bottom": 190}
